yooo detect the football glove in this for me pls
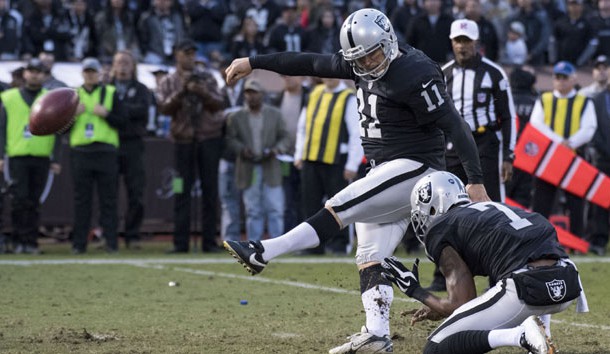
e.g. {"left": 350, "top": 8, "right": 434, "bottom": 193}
{"left": 382, "top": 257, "right": 422, "bottom": 298}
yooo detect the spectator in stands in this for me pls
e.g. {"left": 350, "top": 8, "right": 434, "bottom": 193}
{"left": 273, "top": 75, "right": 309, "bottom": 232}
{"left": 302, "top": 6, "right": 341, "bottom": 54}
{"left": 138, "top": 0, "right": 186, "bottom": 65}
{"left": 150, "top": 66, "right": 171, "bottom": 137}
{"left": 0, "top": 58, "right": 62, "bottom": 254}
{"left": 553, "top": 0, "right": 594, "bottom": 66}
{"left": 94, "top": 0, "right": 140, "bottom": 63}
{"left": 243, "top": 0, "right": 282, "bottom": 35}
{"left": 67, "top": 0, "right": 98, "bottom": 61}
{"left": 465, "top": 0, "right": 499, "bottom": 61}
{"left": 452, "top": 0, "right": 468, "bottom": 19}
{"left": 500, "top": 21, "right": 528, "bottom": 65}
{"left": 297, "top": 0, "right": 311, "bottom": 29}
{"left": 390, "top": 0, "right": 422, "bottom": 45}
{"left": 0, "top": 0, "right": 22, "bottom": 60}
{"left": 294, "top": 78, "right": 363, "bottom": 254}
{"left": 226, "top": 78, "right": 289, "bottom": 241}
{"left": 185, "top": 0, "right": 227, "bottom": 62}
{"left": 218, "top": 62, "right": 245, "bottom": 242}
{"left": 38, "top": 51, "right": 68, "bottom": 89}
{"left": 22, "top": 0, "right": 73, "bottom": 61}
{"left": 590, "top": 74, "right": 610, "bottom": 256}
{"left": 579, "top": 55, "right": 609, "bottom": 98}
{"left": 530, "top": 61, "right": 597, "bottom": 238}
{"left": 481, "top": 0, "right": 513, "bottom": 43}
{"left": 505, "top": 65, "right": 538, "bottom": 207}
{"left": 230, "top": 16, "right": 265, "bottom": 60}
{"left": 110, "top": 51, "right": 151, "bottom": 250}
{"left": 157, "top": 39, "right": 226, "bottom": 253}
{"left": 505, "top": 0, "right": 552, "bottom": 65}
{"left": 406, "top": 0, "right": 454, "bottom": 63}
{"left": 265, "top": 1, "right": 303, "bottom": 53}
{"left": 589, "top": 0, "right": 610, "bottom": 59}
{"left": 70, "top": 57, "right": 127, "bottom": 254}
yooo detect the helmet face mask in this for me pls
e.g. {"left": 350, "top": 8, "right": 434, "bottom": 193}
{"left": 410, "top": 172, "right": 471, "bottom": 245}
{"left": 340, "top": 8, "right": 399, "bottom": 82}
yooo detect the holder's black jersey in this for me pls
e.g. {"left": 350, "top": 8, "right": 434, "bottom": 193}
{"left": 250, "top": 47, "right": 483, "bottom": 182}
{"left": 425, "top": 202, "right": 568, "bottom": 282}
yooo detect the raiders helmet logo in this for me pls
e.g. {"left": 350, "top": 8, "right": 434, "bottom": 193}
{"left": 374, "top": 15, "right": 391, "bottom": 33}
{"left": 546, "top": 279, "right": 567, "bottom": 302}
{"left": 417, "top": 182, "right": 432, "bottom": 203}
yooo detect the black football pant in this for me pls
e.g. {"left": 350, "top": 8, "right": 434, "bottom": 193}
{"left": 300, "top": 160, "right": 349, "bottom": 254}
{"left": 447, "top": 130, "right": 502, "bottom": 202}
{"left": 8, "top": 156, "right": 50, "bottom": 247}
{"left": 505, "top": 168, "right": 532, "bottom": 207}
{"left": 532, "top": 178, "right": 584, "bottom": 236}
{"left": 118, "top": 139, "right": 145, "bottom": 243}
{"left": 283, "top": 163, "right": 302, "bottom": 233}
{"left": 589, "top": 157, "right": 610, "bottom": 248}
{"left": 173, "top": 138, "right": 222, "bottom": 252}
{"left": 71, "top": 150, "right": 119, "bottom": 252}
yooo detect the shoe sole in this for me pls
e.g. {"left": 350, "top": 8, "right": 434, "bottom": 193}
{"left": 533, "top": 316, "right": 558, "bottom": 354}
{"left": 223, "top": 241, "right": 260, "bottom": 276}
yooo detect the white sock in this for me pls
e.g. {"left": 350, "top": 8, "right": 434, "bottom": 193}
{"left": 362, "top": 284, "right": 393, "bottom": 337}
{"left": 487, "top": 326, "right": 524, "bottom": 348}
{"left": 260, "top": 222, "right": 320, "bottom": 261}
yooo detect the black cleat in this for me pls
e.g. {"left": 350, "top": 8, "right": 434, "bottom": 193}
{"left": 223, "top": 240, "right": 267, "bottom": 275}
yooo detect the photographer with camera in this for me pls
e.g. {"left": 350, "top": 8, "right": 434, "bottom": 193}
{"left": 157, "top": 39, "right": 226, "bottom": 254}
{"left": 225, "top": 78, "right": 289, "bottom": 242}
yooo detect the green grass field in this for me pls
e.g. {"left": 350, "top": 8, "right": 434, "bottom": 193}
{"left": 1, "top": 241, "right": 609, "bottom": 354}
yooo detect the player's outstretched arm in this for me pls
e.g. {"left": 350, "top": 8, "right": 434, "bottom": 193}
{"left": 225, "top": 57, "right": 253, "bottom": 86}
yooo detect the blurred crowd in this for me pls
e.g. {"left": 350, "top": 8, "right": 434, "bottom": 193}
{"left": 1, "top": 0, "right": 610, "bottom": 68}
{"left": 0, "top": 0, "right": 609, "bottom": 256}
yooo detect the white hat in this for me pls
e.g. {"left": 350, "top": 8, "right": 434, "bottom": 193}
{"left": 449, "top": 19, "right": 479, "bottom": 41}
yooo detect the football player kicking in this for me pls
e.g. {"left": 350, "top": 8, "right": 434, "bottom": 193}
{"left": 382, "top": 171, "right": 588, "bottom": 354}
{"left": 224, "top": 8, "right": 490, "bottom": 353}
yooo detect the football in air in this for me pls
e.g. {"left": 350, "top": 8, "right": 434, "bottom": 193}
{"left": 29, "top": 87, "right": 79, "bottom": 136}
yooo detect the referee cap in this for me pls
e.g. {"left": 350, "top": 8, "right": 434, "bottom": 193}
{"left": 450, "top": 19, "right": 479, "bottom": 41}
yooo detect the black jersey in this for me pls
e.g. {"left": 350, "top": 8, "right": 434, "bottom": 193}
{"left": 425, "top": 202, "right": 568, "bottom": 282}
{"left": 250, "top": 48, "right": 482, "bottom": 177}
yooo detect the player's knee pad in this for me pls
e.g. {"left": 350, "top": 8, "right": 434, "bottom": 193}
{"left": 359, "top": 264, "right": 392, "bottom": 294}
{"left": 305, "top": 208, "right": 340, "bottom": 242}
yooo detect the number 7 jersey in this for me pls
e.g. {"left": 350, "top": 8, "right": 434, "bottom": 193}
{"left": 424, "top": 202, "right": 568, "bottom": 282}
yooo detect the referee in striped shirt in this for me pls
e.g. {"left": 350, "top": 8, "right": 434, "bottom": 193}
{"left": 426, "top": 19, "right": 517, "bottom": 292}
{"left": 442, "top": 19, "right": 517, "bottom": 203}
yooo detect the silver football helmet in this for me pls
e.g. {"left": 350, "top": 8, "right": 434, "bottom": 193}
{"left": 339, "top": 8, "right": 399, "bottom": 82}
{"left": 410, "top": 172, "right": 471, "bottom": 243}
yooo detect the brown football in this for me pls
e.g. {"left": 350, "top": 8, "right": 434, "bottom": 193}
{"left": 29, "top": 87, "right": 79, "bottom": 136}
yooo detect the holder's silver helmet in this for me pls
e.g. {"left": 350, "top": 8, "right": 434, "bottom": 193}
{"left": 339, "top": 8, "right": 399, "bottom": 82}
{"left": 410, "top": 172, "right": 471, "bottom": 243}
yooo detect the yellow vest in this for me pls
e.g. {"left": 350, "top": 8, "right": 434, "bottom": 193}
{"left": 541, "top": 92, "right": 587, "bottom": 139}
{"left": 70, "top": 85, "right": 119, "bottom": 147}
{"left": 1, "top": 88, "right": 55, "bottom": 157}
{"left": 303, "top": 84, "right": 354, "bottom": 164}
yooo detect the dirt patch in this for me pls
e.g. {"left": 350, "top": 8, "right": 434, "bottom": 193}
{"left": 51, "top": 328, "right": 120, "bottom": 344}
